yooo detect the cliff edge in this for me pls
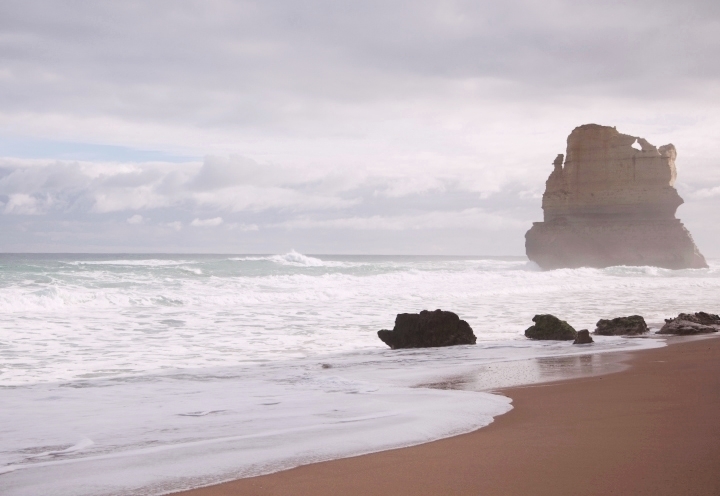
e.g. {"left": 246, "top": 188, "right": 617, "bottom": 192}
{"left": 525, "top": 124, "right": 707, "bottom": 270}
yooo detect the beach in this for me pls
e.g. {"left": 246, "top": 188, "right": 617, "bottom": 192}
{"left": 2, "top": 255, "right": 719, "bottom": 495}
{"left": 174, "top": 335, "right": 720, "bottom": 496}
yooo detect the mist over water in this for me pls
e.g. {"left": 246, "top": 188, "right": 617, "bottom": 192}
{"left": 1, "top": 253, "right": 717, "bottom": 495}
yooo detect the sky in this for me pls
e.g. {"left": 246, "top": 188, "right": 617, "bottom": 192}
{"left": 1, "top": 0, "right": 719, "bottom": 255}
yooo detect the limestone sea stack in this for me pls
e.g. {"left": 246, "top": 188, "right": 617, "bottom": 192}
{"left": 525, "top": 124, "right": 707, "bottom": 270}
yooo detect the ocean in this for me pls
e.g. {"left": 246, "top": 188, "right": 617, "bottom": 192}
{"left": 1, "top": 253, "right": 718, "bottom": 495}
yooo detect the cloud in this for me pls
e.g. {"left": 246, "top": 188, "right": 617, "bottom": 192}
{"left": 0, "top": 1, "right": 718, "bottom": 254}
{"left": 0, "top": 153, "right": 546, "bottom": 253}
{"left": 191, "top": 217, "right": 223, "bottom": 227}
{"left": 192, "top": 185, "right": 357, "bottom": 212}
{"left": 0, "top": 154, "right": 534, "bottom": 217}
{"left": 3, "top": 193, "right": 41, "bottom": 214}
{"left": 691, "top": 185, "right": 720, "bottom": 199}
{"left": 1, "top": 0, "right": 720, "bottom": 159}
{"left": 0, "top": 157, "right": 364, "bottom": 215}
{"left": 276, "top": 208, "right": 526, "bottom": 231}
{"left": 227, "top": 223, "right": 259, "bottom": 231}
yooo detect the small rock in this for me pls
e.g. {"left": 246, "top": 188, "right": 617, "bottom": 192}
{"left": 573, "top": 329, "right": 594, "bottom": 344}
{"left": 377, "top": 309, "right": 476, "bottom": 349}
{"left": 658, "top": 312, "right": 720, "bottom": 335}
{"left": 595, "top": 315, "right": 648, "bottom": 336}
{"left": 525, "top": 314, "right": 577, "bottom": 340}
{"left": 321, "top": 364, "right": 332, "bottom": 369}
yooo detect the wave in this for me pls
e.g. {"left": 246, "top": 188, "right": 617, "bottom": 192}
{"left": 180, "top": 267, "right": 203, "bottom": 275}
{"left": 231, "top": 250, "right": 332, "bottom": 267}
{"left": 270, "top": 250, "right": 326, "bottom": 266}
{"left": 25, "top": 438, "right": 94, "bottom": 460}
{"left": 1, "top": 254, "right": 719, "bottom": 388}
{"left": 63, "top": 260, "right": 196, "bottom": 267}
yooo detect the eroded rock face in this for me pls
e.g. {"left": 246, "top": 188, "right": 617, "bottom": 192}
{"left": 595, "top": 315, "right": 649, "bottom": 336}
{"left": 573, "top": 329, "right": 594, "bottom": 344}
{"left": 377, "top": 309, "right": 476, "bottom": 349}
{"left": 525, "top": 314, "right": 577, "bottom": 340}
{"left": 658, "top": 312, "right": 720, "bottom": 335}
{"left": 526, "top": 124, "right": 707, "bottom": 270}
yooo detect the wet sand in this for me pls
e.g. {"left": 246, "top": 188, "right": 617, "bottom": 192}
{"left": 173, "top": 336, "right": 720, "bottom": 496}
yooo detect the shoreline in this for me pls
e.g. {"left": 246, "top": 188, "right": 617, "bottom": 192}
{"left": 172, "top": 335, "right": 720, "bottom": 496}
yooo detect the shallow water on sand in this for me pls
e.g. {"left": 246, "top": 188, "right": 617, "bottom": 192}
{"left": 1, "top": 253, "right": 717, "bottom": 495}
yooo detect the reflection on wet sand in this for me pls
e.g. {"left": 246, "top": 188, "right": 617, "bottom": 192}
{"left": 419, "top": 352, "right": 630, "bottom": 392}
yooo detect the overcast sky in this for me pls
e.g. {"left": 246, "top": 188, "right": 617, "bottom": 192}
{"left": 1, "top": 0, "right": 719, "bottom": 255}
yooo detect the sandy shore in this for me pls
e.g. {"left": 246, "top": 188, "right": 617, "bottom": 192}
{"left": 173, "top": 336, "right": 720, "bottom": 496}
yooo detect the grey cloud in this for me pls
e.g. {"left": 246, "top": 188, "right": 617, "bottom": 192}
{"left": 191, "top": 156, "right": 265, "bottom": 191}
{"left": 689, "top": 185, "right": 720, "bottom": 199}
{"left": 2, "top": 0, "right": 720, "bottom": 131}
{"left": 274, "top": 208, "right": 527, "bottom": 231}
{"left": 0, "top": 155, "right": 541, "bottom": 253}
{"left": 1, "top": 152, "right": 715, "bottom": 254}
{"left": 190, "top": 217, "right": 223, "bottom": 227}
{"left": 0, "top": 158, "right": 356, "bottom": 214}
{"left": 0, "top": 153, "right": 537, "bottom": 253}
{"left": 0, "top": 1, "right": 718, "bottom": 255}
{"left": 0, "top": 155, "right": 531, "bottom": 216}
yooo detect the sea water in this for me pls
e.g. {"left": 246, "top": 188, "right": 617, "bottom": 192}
{"left": 1, "top": 253, "right": 718, "bottom": 495}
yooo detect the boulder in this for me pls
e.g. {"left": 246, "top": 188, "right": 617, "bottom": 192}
{"left": 573, "top": 329, "right": 594, "bottom": 344}
{"left": 377, "top": 309, "right": 476, "bottom": 349}
{"left": 595, "top": 315, "right": 649, "bottom": 336}
{"left": 525, "top": 124, "right": 707, "bottom": 270}
{"left": 525, "top": 314, "right": 577, "bottom": 340}
{"left": 658, "top": 312, "right": 720, "bottom": 335}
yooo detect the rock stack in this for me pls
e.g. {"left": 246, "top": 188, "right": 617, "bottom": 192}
{"left": 525, "top": 124, "right": 707, "bottom": 270}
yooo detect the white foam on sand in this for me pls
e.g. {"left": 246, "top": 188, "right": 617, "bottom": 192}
{"left": 0, "top": 335, "right": 664, "bottom": 496}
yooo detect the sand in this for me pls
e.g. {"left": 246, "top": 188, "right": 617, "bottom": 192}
{"left": 172, "top": 336, "right": 720, "bottom": 496}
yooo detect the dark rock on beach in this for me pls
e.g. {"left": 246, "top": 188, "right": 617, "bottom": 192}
{"left": 377, "top": 309, "right": 476, "bottom": 349}
{"left": 525, "top": 314, "right": 577, "bottom": 340}
{"left": 658, "top": 312, "right": 720, "bottom": 335}
{"left": 573, "top": 329, "right": 594, "bottom": 344}
{"left": 595, "top": 315, "right": 649, "bottom": 336}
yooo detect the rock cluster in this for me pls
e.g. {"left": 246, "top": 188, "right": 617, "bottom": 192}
{"left": 658, "top": 312, "right": 720, "bottom": 335}
{"left": 525, "top": 124, "right": 707, "bottom": 270}
{"left": 525, "top": 314, "right": 577, "bottom": 340}
{"left": 520, "top": 311, "right": 720, "bottom": 342}
{"left": 377, "top": 309, "right": 476, "bottom": 349}
{"left": 595, "top": 315, "right": 649, "bottom": 336}
{"left": 378, "top": 308, "right": 720, "bottom": 349}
